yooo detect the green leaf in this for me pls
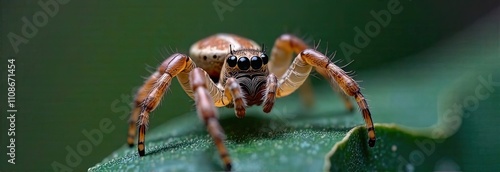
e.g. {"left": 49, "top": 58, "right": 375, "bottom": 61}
{"left": 88, "top": 96, "right": 365, "bottom": 171}
{"left": 326, "top": 124, "right": 443, "bottom": 172}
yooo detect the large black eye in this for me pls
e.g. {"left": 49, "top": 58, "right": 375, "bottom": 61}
{"left": 250, "top": 56, "right": 262, "bottom": 69}
{"left": 226, "top": 55, "right": 237, "bottom": 67}
{"left": 260, "top": 54, "right": 269, "bottom": 64}
{"left": 237, "top": 57, "right": 250, "bottom": 70}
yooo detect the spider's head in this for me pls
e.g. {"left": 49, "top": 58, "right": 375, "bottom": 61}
{"left": 221, "top": 46, "right": 270, "bottom": 106}
{"left": 222, "top": 47, "right": 269, "bottom": 76}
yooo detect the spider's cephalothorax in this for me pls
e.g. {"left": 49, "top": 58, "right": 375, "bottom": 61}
{"left": 189, "top": 34, "right": 262, "bottom": 82}
{"left": 127, "top": 33, "right": 376, "bottom": 171}
{"left": 188, "top": 34, "right": 276, "bottom": 117}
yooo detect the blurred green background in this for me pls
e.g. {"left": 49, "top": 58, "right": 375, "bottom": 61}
{"left": 0, "top": 0, "right": 499, "bottom": 171}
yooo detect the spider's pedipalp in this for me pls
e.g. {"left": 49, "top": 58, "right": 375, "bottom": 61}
{"left": 224, "top": 77, "right": 247, "bottom": 118}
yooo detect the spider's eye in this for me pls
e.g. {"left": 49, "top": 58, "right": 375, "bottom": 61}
{"left": 226, "top": 55, "right": 237, "bottom": 67}
{"left": 237, "top": 57, "right": 250, "bottom": 70}
{"left": 260, "top": 54, "right": 269, "bottom": 65}
{"left": 250, "top": 56, "right": 262, "bottom": 69}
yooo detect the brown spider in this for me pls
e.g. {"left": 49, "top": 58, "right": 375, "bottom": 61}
{"left": 126, "top": 33, "right": 376, "bottom": 170}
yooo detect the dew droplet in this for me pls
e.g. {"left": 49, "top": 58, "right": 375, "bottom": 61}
{"left": 392, "top": 145, "right": 398, "bottom": 152}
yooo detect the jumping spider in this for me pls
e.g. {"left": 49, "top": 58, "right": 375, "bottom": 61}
{"left": 127, "top": 33, "right": 376, "bottom": 170}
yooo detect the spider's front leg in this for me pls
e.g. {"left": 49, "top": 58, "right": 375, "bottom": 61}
{"left": 224, "top": 77, "right": 247, "bottom": 118}
{"left": 270, "top": 34, "right": 354, "bottom": 111}
{"left": 190, "top": 68, "right": 232, "bottom": 170}
{"left": 127, "top": 53, "right": 232, "bottom": 170}
{"left": 277, "top": 49, "right": 376, "bottom": 147}
{"left": 127, "top": 53, "right": 196, "bottom": 155}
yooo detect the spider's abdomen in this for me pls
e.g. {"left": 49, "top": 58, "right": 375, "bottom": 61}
{"left": 189, "top": 33, "right": 260, "bottom": 82}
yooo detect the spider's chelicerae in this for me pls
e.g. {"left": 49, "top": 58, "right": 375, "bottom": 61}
{"left": 127, "top": 33, "right": 376, "bottom": 170}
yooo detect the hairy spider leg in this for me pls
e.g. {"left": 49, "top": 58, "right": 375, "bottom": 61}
{"left": 127, "top": 53, "right": 233, "bottom": 170}
{"left": 270, "top": 34, "right": 354, "bottom": 111}
{"left": 190, "top": 68, "right": 232, "bottom": 170}
{"left": 275, "top": 48, "right": 376, "bottom": 146}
